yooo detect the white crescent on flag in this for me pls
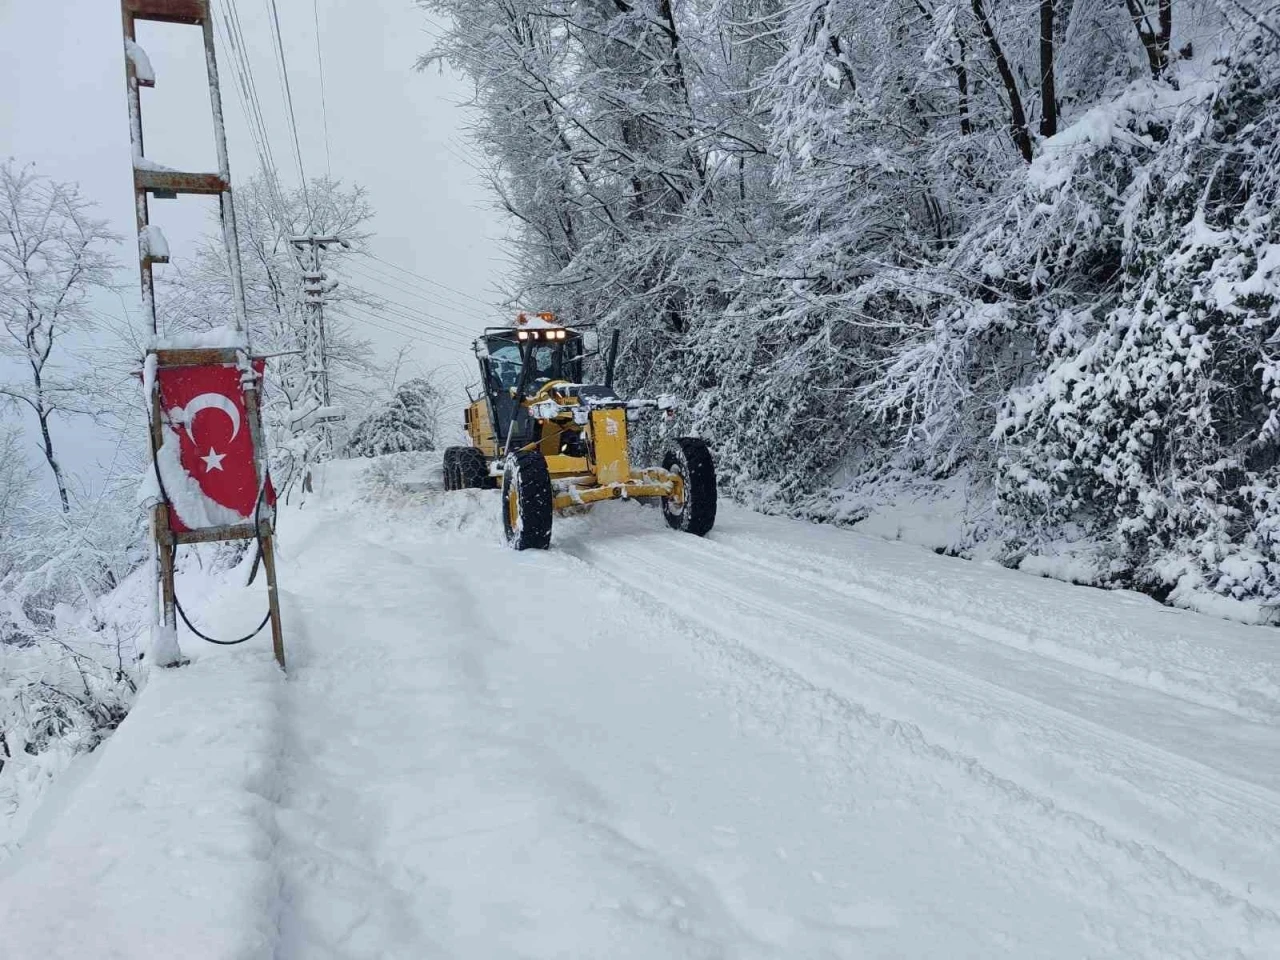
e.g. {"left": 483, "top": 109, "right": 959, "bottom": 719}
{"left": 170, "top": 392, "right": 241, "bottom": 445}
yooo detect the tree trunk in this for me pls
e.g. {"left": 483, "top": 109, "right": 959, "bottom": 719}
{"left": 37, "top": 409, "right": 71, "bottom": 514}
{"left": 972, "top": 0, "right": 1034, "bottom": 162}
{"left": 1040, "top": 0, "right": 1058, "bottom": 138}
{"left": 955, "top": 37, "right": 973, "bottom": 136}
{"left": 29, "top": 364, "right": 71, "bottom": 514}
{"left": 910, "top": 1, "right": 971, "bottom": 135}
{"left": 1124, "top": 0, "right": 1171, "bottom": 78}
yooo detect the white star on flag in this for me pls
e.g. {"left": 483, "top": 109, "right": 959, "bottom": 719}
{"left": 201, "top": 448, "right": 226, "bottom": 472}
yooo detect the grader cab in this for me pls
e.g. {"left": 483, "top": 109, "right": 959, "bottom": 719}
{"left": 442, "top": 313, "right": 716, "bottom": 549}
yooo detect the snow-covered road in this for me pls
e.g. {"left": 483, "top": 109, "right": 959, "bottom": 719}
{"left": 2, "top": 459, "right": 1278, "bottom": 958}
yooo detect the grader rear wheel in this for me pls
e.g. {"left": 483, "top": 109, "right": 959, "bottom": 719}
{"left": 457, "top": 447, "right": 492, "bottom": 489}
{"left": 441, "top": 447, "right": 464, "bottom": 491}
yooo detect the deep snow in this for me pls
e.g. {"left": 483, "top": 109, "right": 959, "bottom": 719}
{"left": 1, "top": 455, "right": 1277, "bottom": 958}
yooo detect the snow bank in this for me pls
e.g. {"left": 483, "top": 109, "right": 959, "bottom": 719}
{"left": 0, "top": 651, "right": 283, "bottom": 960}
{"left": 0, "top": 550, "right": 285, "bottom": 959}
{"left": 793, "top": 472, "right": 1280, "bottom": 628}
{"left": 1, "top": 566, "right": 150, "bottom": 862}
{"left": 3, "top": 461, "right": 1277, "bottom": 958}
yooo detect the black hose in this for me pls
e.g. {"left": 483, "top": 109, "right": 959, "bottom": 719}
{"left": 147, "top": 402, "right": 275, "bottom": 648}
{"left": 174, "top": 593, "right": 272, "bottom": 645}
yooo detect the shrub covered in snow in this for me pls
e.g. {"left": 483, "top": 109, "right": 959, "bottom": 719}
{"left": 345, "top": 378, "right": 440, "bottom": 458}
{"left": 994, "top": 42, "right": 1280, "bottom": 601}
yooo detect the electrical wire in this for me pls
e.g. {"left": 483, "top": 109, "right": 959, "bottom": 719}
{"left": 340, "top": 307, "right": 473, "bottom": 350}
{"left": 341, "top": 282, "right": 488, "bottom": 339}
{"left": 312, "top": 0, "right": 333, "bottom": 179}
{"left": 345, "top": 304, "right": 476, "bottom": 350}
{"left": 264, "top": 0, "right": 312, "bottom": 221}
{"left": 354, "top": 250, "right": 496, "bottom": 309}
{"left": 340, "top": 252, "right": 494, "bottom": 319}
{"left": 343, "top": 304, "right": 473, "bottom": 350}
{"left": 339, "top": 258, "right": 492, "bottom": 323}
{"left": 223, "top": 0, "right": 285, "bottom": 207}
{"left": 217, "top": 0, "right": 293, "bottom": 229}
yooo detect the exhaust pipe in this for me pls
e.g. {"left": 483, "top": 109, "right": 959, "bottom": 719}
{"left": 604, "top": 330, "right": 621, "bottom": 391}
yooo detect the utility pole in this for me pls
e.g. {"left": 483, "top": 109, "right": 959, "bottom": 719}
{"left": 289, "top": 234, "right": 348, "bottom": 455}
{"left": 121, "top": 0, "right": 285, "bottom": 670}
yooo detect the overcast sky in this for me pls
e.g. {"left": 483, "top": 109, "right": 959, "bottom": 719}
{"left": 0, "top": 0, "right": 504, "bottom": 492}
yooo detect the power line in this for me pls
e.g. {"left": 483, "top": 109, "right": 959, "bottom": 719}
{"left": 311, "top": 0, "right": 332, "bottom": 179}
{"left": 217, "top": 0, "right": 293, "bottom": 230}
{"left": 340, "top": 306, "right": 473, "bottom": 351}
{"left": 355, "top": 250, "right": 496, "bottom": 310}
{"left": 344, "top": 311, "right": 439, "bottom": 347}
{"left": 340, "top": 254, "right": 492, "bottom": 319}
{"left": 339, "top": 259, "right": 491, "bottom": 323}
{"left": 355, "top": 303, "right": 474, "bottom": 348}
{"left": 264, "top": 0, "right": 312, "bottom": 221}
{"left": 337, "top": 297, "right": 475, "bottom": 346}
{"left": 341, "top": 282, "right": 483, "bottom": 341}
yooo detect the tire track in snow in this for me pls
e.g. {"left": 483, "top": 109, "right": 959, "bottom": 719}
{"left": 650, "top": 526, "right": 1280, "bottom": 792}
{"left": 267, "top": 483, "right": 1278, "bottom": 957}
{"left": 272, "top": 529, "right": 442, "bottom": 959}
{"left": 272, "top": 506, "right": 771, "bottom": 957}
{"left": 715, "top": 526, "right": 1280, "bottom": 725}
{"left": 559, "top": 530, "right": 1280, "bottom": 952}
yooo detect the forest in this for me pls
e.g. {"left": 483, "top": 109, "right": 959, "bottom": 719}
{"left": 421, "top": 0, "right": 1280, "bottom": 612}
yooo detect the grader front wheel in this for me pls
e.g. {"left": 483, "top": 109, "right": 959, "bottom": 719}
{"left": 662, "top": 437, "right": 717, "bottom": 536}
{"left": 502, "top": 451, "right": 553, "bottom": 550}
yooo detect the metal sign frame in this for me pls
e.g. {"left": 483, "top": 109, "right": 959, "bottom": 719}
{"left": 122, "top": 0, "right": 285, "bottom": 669}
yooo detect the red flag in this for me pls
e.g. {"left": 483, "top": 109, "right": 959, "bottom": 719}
{"left": 155, "top": 361, "right": 267, "bottom": 533}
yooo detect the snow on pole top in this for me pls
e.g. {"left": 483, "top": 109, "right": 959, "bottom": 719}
{"left": 132, "top": 155, "right": 180, "bottom": 173}
{"left": 139, "top": 225, "right": 170, "bottom": 262}
{"left": 149, "top": 325, "right": 250, "bottom": 351}
{"left": 125, "top": 39, "right": 155, "bottom": 86}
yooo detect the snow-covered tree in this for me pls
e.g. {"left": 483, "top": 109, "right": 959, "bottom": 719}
{"left": 157, "top": 175, "right": 378, "bottom": 493}
{"left": 0, "top": 161, "right": 117, "bottom": 513}
{"left": 346, "top": 378, "right": 440, "bottom": 457}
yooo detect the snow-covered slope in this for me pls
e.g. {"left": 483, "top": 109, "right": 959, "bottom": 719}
{"left": 1, "top": 456, "right": 1277, "bottom": 958}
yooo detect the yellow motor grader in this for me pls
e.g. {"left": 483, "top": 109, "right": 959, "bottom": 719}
{"left": 442, "top": 313, "right": 716, "bottom": 549}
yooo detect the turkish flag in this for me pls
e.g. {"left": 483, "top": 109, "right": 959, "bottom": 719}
{"left": 155, "top": 360, "right": 268, "bottom": 533}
